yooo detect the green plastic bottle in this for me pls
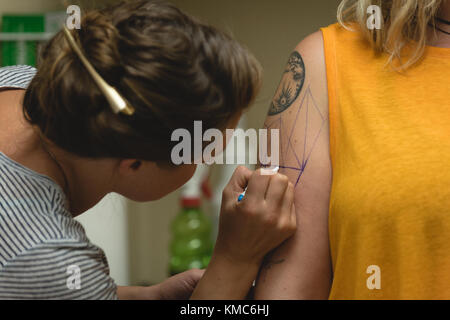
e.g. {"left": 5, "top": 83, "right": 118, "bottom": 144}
{"left": 169, "top": 197, "right": 213, "bottom": 275}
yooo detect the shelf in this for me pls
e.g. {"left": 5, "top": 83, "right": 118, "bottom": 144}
{"left": 0, "top": 32, "right": 55, "bottom": 41}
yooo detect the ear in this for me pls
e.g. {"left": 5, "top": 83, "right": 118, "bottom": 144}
{"left": 118, "top": 159, "right": 142, "bottom": 175}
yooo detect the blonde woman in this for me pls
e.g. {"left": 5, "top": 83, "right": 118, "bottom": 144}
{"left": 254, "top": 0, "right": 450, "bottom": 299}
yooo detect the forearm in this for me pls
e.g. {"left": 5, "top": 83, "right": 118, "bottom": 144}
{"left": 117, "top": 285, "right": 161, "bottom": 300}
{"left": 253, "top": 237, "right": 332, "bottom": 300}
{"left": 190, "top": 254, "right": 259, "bottom": 300}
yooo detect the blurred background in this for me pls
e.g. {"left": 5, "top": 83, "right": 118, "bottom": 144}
{"left": 0, "top": 0, "right": 340, "bottom": 286}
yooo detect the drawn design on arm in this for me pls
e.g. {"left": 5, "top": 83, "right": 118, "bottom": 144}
{"left": 268, "top": 51, "right": 305, "bottom": 116}
{"left": 260, "top": 85, "right": 327, "bottom": 279}
{"left": 264, "top": 85, "right": 327, "bottom": 188}
{"left": 258, "top": 51, "right": 328, "bottom": 283}
{"left": 259, "top": 258, "right": 286, "bottom": 282}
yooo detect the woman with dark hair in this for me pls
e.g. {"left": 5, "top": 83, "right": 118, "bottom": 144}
{"left": 255, "top": 0, "right": 450, "bottom": 300}
{"left": 0, "top": 0, "right": 296, "bottom": 299}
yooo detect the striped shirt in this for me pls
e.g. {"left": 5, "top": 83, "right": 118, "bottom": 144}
{"left": 0, "top": 66, "right": 117, "bottom": 299}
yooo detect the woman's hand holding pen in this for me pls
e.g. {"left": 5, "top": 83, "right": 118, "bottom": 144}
{"left": 190, "top": 166, "right": 297, "bottom": 299}
{"left": 215, "top": 166, "right": 297, "bottom": 266}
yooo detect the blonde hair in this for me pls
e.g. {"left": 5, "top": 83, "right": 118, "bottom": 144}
{"left": 337, "top": 0, "right": 445, "bottom": 69}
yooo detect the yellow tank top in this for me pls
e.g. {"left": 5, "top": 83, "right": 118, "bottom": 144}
{"left": 321, "top": 23, "right": 450, "bottom": 299}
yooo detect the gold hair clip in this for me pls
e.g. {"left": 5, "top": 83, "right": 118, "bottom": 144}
{"left": 62, "top": 26, "right": 135, "bottom": 116}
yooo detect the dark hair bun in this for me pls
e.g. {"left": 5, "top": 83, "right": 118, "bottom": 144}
{"left": 23, "top": 0, "right": 262, "bottom": 162}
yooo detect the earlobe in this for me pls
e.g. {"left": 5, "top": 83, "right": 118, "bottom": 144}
{"left": 117, "top": 159, "right": 142, "bottom": 175}
{"left": 130, "top": 160, "right": 142, "bottom": 171}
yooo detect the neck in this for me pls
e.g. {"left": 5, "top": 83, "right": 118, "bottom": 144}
{"left": 0, "top": 88, "right": 116, "bottom": 217}
{"left": 40, "top": 138, "right": 117, "bottom": 216}
{"left": 439, "top": 1, "right": 450, "bottom": 21}
{"left": 427, "top": 2, "right": 450, "bottom": 47}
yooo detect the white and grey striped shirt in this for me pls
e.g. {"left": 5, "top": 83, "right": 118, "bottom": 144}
{"left": 0, "top": 66, "right": 117, "bottom": 300}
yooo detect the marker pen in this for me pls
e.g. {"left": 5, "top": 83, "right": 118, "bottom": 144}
{"left": 237, "top": 166, "right": 280, "bottom": 202}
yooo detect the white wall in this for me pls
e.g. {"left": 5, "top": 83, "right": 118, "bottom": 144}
{"left": 75, "top": 193, "right": 130, "bottom": 286}
{"left": 0, "top": 0, "right": 63, "bottom": 16}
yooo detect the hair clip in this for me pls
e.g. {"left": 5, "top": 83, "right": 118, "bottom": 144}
{"left": 62, "top": 26, "right": 135, "bottom": 116}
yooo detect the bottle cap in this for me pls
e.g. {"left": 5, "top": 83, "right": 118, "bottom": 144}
{"left": 181, "top": 197, "right": 201, "bottom": 208}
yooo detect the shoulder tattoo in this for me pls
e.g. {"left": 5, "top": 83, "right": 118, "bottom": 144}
{"left": 268, "top": 51, "right": 305, "bottom": 116}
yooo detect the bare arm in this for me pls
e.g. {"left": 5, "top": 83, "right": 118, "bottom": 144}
{"left": 190, "top": 254, "right": 260, "bottom": 299}
{"left": 254, "top": 31, "right": 333, "bottom": 299}
{"left": 117, "top": 286, "right": 161, "bottom": 300}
